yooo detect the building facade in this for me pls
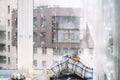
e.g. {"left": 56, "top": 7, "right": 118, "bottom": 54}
{"left": 0, "top": 0, "right": 17, "bottom": 69}
{"left": 0, "top": 1, "right": 94, "bottom": 69}
{"left": 12, "top": 6, "right": 94, "bottom": 69}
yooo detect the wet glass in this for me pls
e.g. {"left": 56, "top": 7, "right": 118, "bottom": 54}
{"left": 33, "top": 0, "right": 118, "bottom": 80}
{"left": 0, "top": 0, "right": 119, "bottom": 80}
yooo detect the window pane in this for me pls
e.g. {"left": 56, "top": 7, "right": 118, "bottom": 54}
{"left": 42, "top": 47, "right": 47, "bottom": 54}
{"left": 33, "top": 45, "right": 37, "bottom": 54}
{"left": 41, "top": 17, "right": 46, "bottom": 27}
{"left": 33, "top": 60, "right": 37, "bottom": 67}
{"left": 0, "top": 56, "right": 6, "bottom": 64}
{"left": 53, "top": 30, "right": 80, "bottom": 42}
{"left": 40, "top": 32, "right": 46, "bottom": 41}
{"left": 33, "top": 0, "right": 93, "bottom": 71}
{"left": 52, "top": 16, "right": 80, "bottom": 28}
{"left": 33, "top": 1, "right": 118, "bottom": 80}
{"left": 33, "top": 32, "right": 37, "bottom": 42}
{"left": 33, "top": 17, "right": 37, "bottom": 27}
{"left": 8, "top": 57, "right": 10, "bottom": 64}
{"left": 8, "top": 19, "right": 10, "bottom": 27}
{"left": 8, "top": 45, "right": 10, "bottom": 52}
{"left": 8, "top": 5, "right": 10, "bottom": 14}
{"left": 0, "top": 44, "right": 5, "bottom": 52}
{"left": 8, "top": 32, "right": 10, "bottom": 40}
{"left": 42, "top": 60, "right": 46, "bottom": 68}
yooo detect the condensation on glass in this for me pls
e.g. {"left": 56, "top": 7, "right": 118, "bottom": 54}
{"left": 32, "top": 0, "right": 117, "bottom": 80}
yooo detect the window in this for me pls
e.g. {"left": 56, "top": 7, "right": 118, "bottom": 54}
{"left": 33, "top": 32, "right": 37, "bottom": 42}
{"left": 8, "top": 19, "right": 10, "bottom": 26}
{"left": 8, "top": 32, "right": 10, "bottom": 40}
{"left": 0, "top": 44, "right": 5, "bottom": 52}
{"left": 8, "top": 5, "right": 10, "bottom": 14}
{"left": 52, "top": 16, "right": 80, "bottom": 28}
{"left": 53, "top": 30, "right": 80, "bottom": 42}
{"left": 71, "top": 48, "right": 79, "bottom": 54}
{"left": 33, "top": 17, "right": 37, "bottom": 27}
{"left": 8, "top": 45, "right": 10, "bottom": 52}
{"left": 42, "top": 47, "right": 47, "bottom": 54}
{"left": 41, "top": 17, "right": 46, "bottom": 27}
{"left": 33, "top": 60, "right": 37, "bottom": 67}
{"left": 42, "top": 60, "right": 46, "bottom": 68}
{"left": 53, "top": 48, "right": 64, "bottom": 55}
{"left": 59, "top": 48, "right": 64, "bottom": 55}
{"left": 64, "top": 48, "right": 69, "bottom": 53}
{"left": 0, "top": 56, "right": 6, "bottom": 64}
{"left": 53, "top": 48, "right": 79, "bottom": 56}
{"left": 8, "top": 57, "right": 10, "bottom": 64}
{"left": 40, "top": 32, "right": 46, "bottom": 41}
{"left": 53, "top": 48, "right": 59, "bottom": 55}
{"left": 0, "top": 31, "right": 6, "bottom": 40}
{"left": 33, "top": 45, "right": 37, "bottom": 54}
{"left": 52, "top": 16, "right": 58, "bottom": 28}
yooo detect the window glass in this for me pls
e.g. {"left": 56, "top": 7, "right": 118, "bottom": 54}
{"left": 0, "top": 31, "right": 6, "bottom": 42}
{"left": 33, "top": 60, "right": 37, "bottom": 67}
{"left": 33, "top": 32, "right": 37, "bottom": 42}
{"left": 53, "top": 30, "right": 80, "bottom": 42}
{"left": 41, "top": 17, "right": 46, "bottom": 27}
{"left": 31, "top": 0, "right": 117, "bottom": 80}
{"left": 8, "top": 32, "right": 10, "bottom": 40}
{"left": 33, "top": 17, "right": 37, "bottom": 27}
{"left": 42, "top": 47, "right": 47, "bottom": 54}
{"left": 33, "top": 0, "right": 94, "bottom": 71}
{"left": 40, "top": 32, "right": 46, "bottom": 41}
{"left": 8, "top": 5, "right": 10, "bottom": 14}
{"left": 0, "top": 56, "right": 6, "bottom": 64}
{"left": 8, "top": 57, "right": 10, "bottom": 64}
{"left": 42, "top": 60, "right": 46, "bottom": 68}
{"left": 0, "top": 0, "right": 118, "bottom": 80}
{"left": 33, "top": 45, "right": 37, "bottom": 54}
{"left": 8, "top": 19, "right": 10, "bottom": 26}
{"left": 8, "top": 45, "right": 10, "bottom": 52}
{"left": 52, "top": 16, "right": 80, "bottom": 28}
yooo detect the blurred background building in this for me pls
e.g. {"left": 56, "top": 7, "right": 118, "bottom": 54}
{"left": 12, "top": 6, "right": 94, "bottom": 69}
{"left": 0, "top": 0, "right": 120, "bottom": 80}
{"left": 0, "top": 0, "right": 17, "bottom": 69}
